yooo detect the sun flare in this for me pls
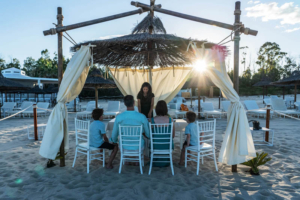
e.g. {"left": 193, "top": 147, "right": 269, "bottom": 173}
{"left": 194, "top": 59, "right": 207, "bottom": 72}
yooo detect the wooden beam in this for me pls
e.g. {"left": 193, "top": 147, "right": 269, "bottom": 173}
{"left": 43, "top": 9, "right": 145, "bottom": 36}
{"left": 131, "top": 1, "right": 258, "bottom": 36}
{"left": 57, "top": 7, "right": 65, "bottom": 167}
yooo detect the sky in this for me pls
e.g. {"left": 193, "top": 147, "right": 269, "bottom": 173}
{"left": 0, "top": 0, "right": 300, "bottom": 75}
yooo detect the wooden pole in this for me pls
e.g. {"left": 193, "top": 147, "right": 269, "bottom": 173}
{"left": 57, "top": 7, "right": 65, "bottom": 167}
{"left": 295, "top": 84, "right": 297, "bottom": 103}
{"left": 33, "top": 104, "right": 38, "bottom": 141}
{"left": 131, "top": 1, "right": 258, "bottom": 36}
{"left": 43, "top": 9, "right": 144, "bottom": 36}
{"left": 232, "top": 1, "right": 241, "bottom": 173}
{"left": 95, "top": 87, "right": 98, "bottom": 108}
{"left": 265, "top": 105, "right": 271, "bottom": 142}
{"left": 147, "top": 0, "right": 155, "bottom": 86}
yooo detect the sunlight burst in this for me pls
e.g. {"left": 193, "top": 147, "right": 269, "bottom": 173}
{"left": 194, "top": 59, "right": 207, "bottom": 72}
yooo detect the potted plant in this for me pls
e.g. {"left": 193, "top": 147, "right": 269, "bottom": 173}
{"left": 242, "top": 152, "right": 272, "bottom": 175}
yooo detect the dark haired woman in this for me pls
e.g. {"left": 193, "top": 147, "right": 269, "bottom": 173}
{"left": 150, "top": 100, "right": 175, "bottom": 167}
{"left": 137, "top": 82, "right": 155, "bottom": 118}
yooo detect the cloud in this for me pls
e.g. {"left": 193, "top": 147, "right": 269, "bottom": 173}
{"left": 285, "top": 27, "right": 300, "bottom": 32}
{"left": 275, "top": 25, "right": 285, "bottom": 28}
{"left": 254, "top": 1, "right": 260, "bottom": 4}
{"left": 98, "top": 34, "right": 124, "bottom": 40}
{"left": 245, "top": 2, "right": 300, "bottom": 25}
{"left": 247, "top": 1, "right": 253, "bottom": 4}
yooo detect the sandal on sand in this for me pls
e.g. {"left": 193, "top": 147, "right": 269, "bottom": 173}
{"left": 46, "top": 160, "right": 56, "bottom": 168}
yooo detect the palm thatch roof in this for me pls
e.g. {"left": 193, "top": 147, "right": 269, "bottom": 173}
{"left": 272, "top": 70, "right": 300, "bottom": 85}
{"left": 84, "top": 68, "right": 116, "bottom": 89}
{"left": 253, "top": 79, "right": 271, "bottom": 87}
{"left": 71, "top": 14, "right": 226, "bottom": 68}
{"left": 0, "top": 73, "right": 28, "bottom": 91}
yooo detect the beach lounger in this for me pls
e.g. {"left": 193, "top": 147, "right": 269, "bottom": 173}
{"left": 201, "top": 102, "right": 222, "bottom": 119}
{"left": 22, "top": 102, "right": 50, "bottom": 117}
{"left": 76, "top": 104, "right": 96, "bottom": 119}
{"left": 6, "top": 101, "right": 34, "bottom": 117}
{"left": 221, "top": 101, "right": 230, "bottom": 117}
{"left": 285, "top": 97, "right": 295, "bottom": 108}
{"left": 263, "top": 98, "right": 272, "bottom": 106}
{"left": 294, "top": 102, "right": 300, "bottom": 111}
{"left": 103, "top": 101, "right": 120, "bottom": 119}
{"left": 1, "top": 102, "right": 16, "bottom": 117}
{"left": 270, "top": 95, "right": 279, "bottom": 99}
{"left": 67, "top": 99, "right": 81, "bottom": 111}
{"left": 244, "top": 100, "right": 273, "bottom": 118}
{"left": 271, "top": 99, "right": 300, "bottom": 118}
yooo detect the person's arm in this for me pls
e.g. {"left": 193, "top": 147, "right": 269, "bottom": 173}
{"left": 103, "top": 134, "right": 109, "bottom": 143}
{"left": 148, "top": 97, "right": 154, "bottom": 118}
{"left": 100, "top": 123, "right": 109, "bottom": 143}
{"left": 138, "top": 99, "right": 141, "bottom": 113}
{"left": 186, "top": 134, "right": 191, "bottom": 146}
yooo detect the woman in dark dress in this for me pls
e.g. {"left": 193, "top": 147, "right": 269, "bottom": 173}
{"left": 137, "top": 82, "right": 154, "bottom": 118}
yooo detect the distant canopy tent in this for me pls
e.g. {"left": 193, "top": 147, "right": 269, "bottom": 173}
{"left": 84, "top": 68, "right": 116, "bottom": 108}
{"left": 272, "top": 70, "right": 300, "bottom": 102}
{"left": 71, "top": 14, "right": 223, "bottom": 105}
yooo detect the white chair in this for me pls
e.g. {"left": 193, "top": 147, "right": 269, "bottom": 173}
{"left": 270, "top": 95, "right": 279, "bottom": 99}
{"left": 271, "top": 99, "right": 300, "bottom": 118}
{"left": 1, "top": 102, "right": 16, "bottom": 117}
{"left": 244, "top": 100, "right": 273, "bottom": 118}
{"left": 201, "top": 102, "right": 222, "bottom": 119}
{"left": 185, "top": 119, "right": 218, "bottom": 175}
{"left": 76, "top": 104, "right": 96, "bottom": 119}
{"left": 148, "top": 122, "right": 174, "bottom": 175}
{"left": 118, "top": 125, "right": 144, "bottom": 174}
{"left": 103, "top": 101, "right": 120, "bottom": 119}
{"left": 295, "top": 102, "right": 300, "bottom": 111}
{"left": 6, "top": 101, "right": 34, "bottom": 117}
{"left": 72, "top": 118, "right": 105, "bottom": 174}
{"left": 263, "top": 98, "right": 272, "bottom": 106}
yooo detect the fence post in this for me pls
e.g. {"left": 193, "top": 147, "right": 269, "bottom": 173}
{"left": 265, "top": 104, "right": 271, "bottom": 142}
{"left": 33, "top": 104, "right": 38, "bottom": 140}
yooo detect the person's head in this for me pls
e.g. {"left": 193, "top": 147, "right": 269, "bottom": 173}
{"left": 92, "top": 108, "right": 104, "bottom": 120}
{"left": 186, "top": 111, "right": 196, "bottom": 123}
{"left": 124, "top": 95, "right": 135, "bottom": 108}
{"left": 140, "top": 82, "right": 152, "bottom": 96}
{"left": 155, "top": 100, "right": 168, "bottom": 116}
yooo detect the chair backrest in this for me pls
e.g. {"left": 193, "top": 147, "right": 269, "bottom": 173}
{"left": 86, "top": 104, "right": 96, "bottom": 112}
{"left": 270, "top": 95, "right": 279, "bottom": 99}
{"left": 285, "top": 97, "right": 294, "bottom": 104}
{"left": 295, "top": 102, "right": 300, "bottom": 111}
{"left": 271, "top": 98, "right": 287, "bottom": 111}
{"left": 194, "top": 100, "right": 203, "bottom": 106}
{"left": 21, "top": 101, "right": 34, "bottom": 110}
{"left": 37, "top": 102, "right": 49, "bottom": 109}
{"left": 196, "top": 119, "right": 216, "bottom": 151}
{"left": 201, "top": 102, "right": 214, "bottom": 111}
{"left": 149, "top": 122, "right": 173, "bottom": 153}
{"left": 87, "top": 101, "right": 96, "bottom": 106}
{"left": 1, "top": 102, "right": 16, "bottom": 109}
{"left": 221, "top": 101, "right": 231, "bottom": 112}
{"left": 107, "top": 101, "right": 120, "bottom": 112}
{"left": 119, "top": 125, "right": 143, "bottom": 152}
{"left": 243, "top": 100, "right": 259, "bottom": 110}
{"left": 263, "top": 98, "right": 272, "bottom": 105}
{"left": 74, "top": 118, "right": 90, "bottom": 147}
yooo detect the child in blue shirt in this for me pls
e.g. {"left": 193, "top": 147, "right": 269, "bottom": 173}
{"left": 179, "top": 111, "right": 204, "bottom": 165}
{"left": 90, "top": 108, "right": 118, "bottom": 169}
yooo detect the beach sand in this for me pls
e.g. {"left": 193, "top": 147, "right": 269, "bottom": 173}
{"left": 1, "top": 95, "right": 300, "bottom": 199}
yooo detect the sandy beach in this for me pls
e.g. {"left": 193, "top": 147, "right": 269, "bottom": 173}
{"left": 1, "top": 95, "right": 300, "bottom": 199}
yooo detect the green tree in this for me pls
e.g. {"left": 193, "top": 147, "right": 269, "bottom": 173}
{"left": 6, "top": 58, "right": 21, "bottom": 69}
{"left": 280, "top": 57, "right": 297, "bottom": 78}
{"left": 0, "top": 58, "right": 6, "bottom": 70}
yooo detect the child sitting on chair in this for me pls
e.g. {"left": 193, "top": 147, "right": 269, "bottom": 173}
{"left": 90, "top": 108, "right": 118, "bottom": 169}
{"left": 179, "top": 111, "right": 204, "bottom": 166}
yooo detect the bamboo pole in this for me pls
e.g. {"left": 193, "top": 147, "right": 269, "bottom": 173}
{"left": 232, "top": 1, "right": 241, "bottom": 173}
{"left": 95, "top": 87, "right": 98, "bottom": 108}
{"left": 57, "top": 7, "right": 65, "bottom": 167}
{"left": 43, "top": 9, "right": 144, "bottom": 36}
{"left": 131, "top": 1, "right": 258, "bottom": 36}
{"left": 33, "top": 104, "right": 38, "bottom": 141}
{"left": 265, "top": 105, "right": 271, "bottom": 142}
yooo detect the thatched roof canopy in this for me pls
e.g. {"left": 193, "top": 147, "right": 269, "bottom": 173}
{"left": 0, "top": 73, "right": 28, "bottom": 91}
{"left": 272, "top": 71, "right": 300, "bottom": 85}
{"left": 25, "top": 85, "right": 47, "bottom": 94}
{"left": 71, "top": 14, "right": 225, "bottom": 68}
{"left": 84, "top": 68, "right": 116, "bottom": 89}
{"left": 253, "top": 80, "right": 271, "bottom": 87}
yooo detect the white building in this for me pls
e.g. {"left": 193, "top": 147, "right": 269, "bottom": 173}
{"left": 1, "top": 67, "right": 58, "bottom": 89}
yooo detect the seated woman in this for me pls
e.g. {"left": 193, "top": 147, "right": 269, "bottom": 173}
{"left": 150, "top": 100, "right": 175, "bottom": 167}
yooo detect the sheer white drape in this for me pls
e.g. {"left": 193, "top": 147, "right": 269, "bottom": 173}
{"left": 109, "top": 67, "right": 193, "bottom": 105}
{"left": 39, "top": 45, "right": 92, "bottom": 159}
{"left": 190, "top": 44, "right": 256, "bottom": 165}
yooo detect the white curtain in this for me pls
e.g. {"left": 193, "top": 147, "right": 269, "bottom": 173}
{"left": 109, "top": 67, "right": 193, "bottom": 105}
{"left": 39, "top": 45, "right": 92, "bottom": 160}
{"left": 190, "top": 44, "right": 256, "bottom": 165}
